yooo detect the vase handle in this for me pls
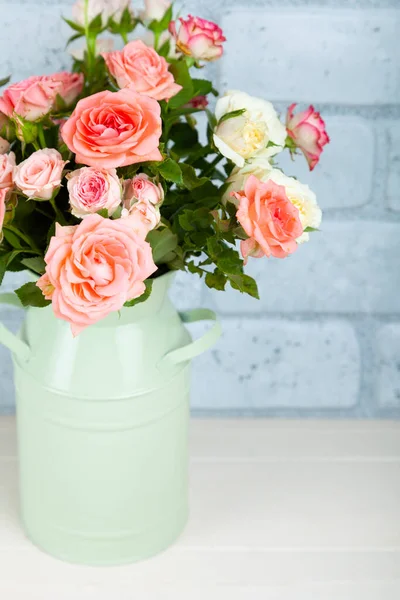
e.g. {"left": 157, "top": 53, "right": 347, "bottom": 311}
{"left": 0, "top": 293, "right": 31, "bottom": 361}
{"left": 160, "top": 308, "right": 221, "bottom": 367}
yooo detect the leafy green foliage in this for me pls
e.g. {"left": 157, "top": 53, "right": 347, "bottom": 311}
{"left": 124, "top": 280, "right": 153, "bottom": 307}
{"left": 15, "top": 282, "right": 51, "bottom": 308}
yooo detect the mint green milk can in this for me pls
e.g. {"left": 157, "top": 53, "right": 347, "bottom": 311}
{"left": 0, "top": 272, "right": 221, "bottom": 565}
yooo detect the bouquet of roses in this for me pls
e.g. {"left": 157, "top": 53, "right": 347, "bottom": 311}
{"left": 0, "top": 0, "right": 329, "bottom": 335}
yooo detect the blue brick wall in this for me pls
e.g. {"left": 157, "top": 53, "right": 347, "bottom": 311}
{"left": 1, "top": 0, "right": 400, "bottom": 417}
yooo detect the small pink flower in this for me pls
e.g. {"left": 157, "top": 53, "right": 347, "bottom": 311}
{"left": 286, "top": 103, "right": 329, "bottom": 171}
{"left": 0, "top": 151, "right": 15, "bottom": 189}
{"left": 169, "top": 15, "right": 226, "bottom": 61}
{"left": 37, "top": 215, "right": 157, "bottom": 335}
{"left": 123, "top": 200, "right": 161, "bottom": 237}
{"left": 61, "top": 89, "right": 162, "bottom": 169}
{"left": 142, "top": 0, "right": 170, "bottom": 21}
{"left": 103, "top": 40, "right": 181, "bottom": 101}
{"left": 67, "top": 166, "right": 122, "bottom": 218}
{"left": 123, "top": 174, "right": 164, "bottom": 207}
{"left": 0, "top": 137, "right": 10, "bottom": 153}
{"left": 52, "top": 71, "right": 84, "bottom": 106}
{"left": 185, "top": 95, "right": 208, "bottom": 109}
{"left": 232, "top": 175, "right": 303, "bottom": 261}
{"left": 14, "top": 148, "right": 67, "bottom": 200}
{"left": 0, "top": 76, "right": 63, "bottom": 121}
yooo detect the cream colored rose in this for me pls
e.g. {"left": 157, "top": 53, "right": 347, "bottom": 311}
{"left": 213, "top": 91, "right": 286, "bottom": 168}
{"left": 266, "top": 169, "right": 322, "bottom": 244}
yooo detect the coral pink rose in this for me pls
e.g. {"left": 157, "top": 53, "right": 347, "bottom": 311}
{"left": 52, "top": 71, "right": 84, "bottom": 106}
{"left": 14, "top": 148, "right": 67, "bottom": 200}
{"left": 0, "top": 151, "right": 15, "bottom": 189}
{"left": 67, "top": 166, "right": 122, "bottom": 218}
{"left": 61, "top": 89, "right": 163, "bottom": 169}
{"left": 286, "top": 103, "right": 329, "bottom": 171}
{"left": 37, "top": 215, "right": 157, "bottom": 335}
{"left": 142, "top": 0, "right": 170, "bottom": 21}
{"left": 0, "top": 76, "right": 63, "bottom": 121}
{"left": 169, "top": 15, "right": 226, "bottom": 61}
{"left": 122, "top": 200, "right": 161, "bottom": 237}
{"left": 103, "top": 40, "right": 181, "bottom": 101}
{"left": 232, "top": 175, "right": 303, "bottom": 261}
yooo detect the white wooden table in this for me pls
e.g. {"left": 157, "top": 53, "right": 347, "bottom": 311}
{"left": 1, "top": 417, "right": 400, "bottom": 599}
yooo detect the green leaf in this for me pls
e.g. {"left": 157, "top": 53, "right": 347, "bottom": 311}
{"left": 218, "top": 108, "right": 247, "bottom": 125}
{"left": 96, "top": 208, "right": 109, "bottom": 218}
{"left": 124, "top": 279, "right": 153, "bottom": 307}
{"left": 148, "top": 4, "right": 173, "bottom": 32}
{"left": 170, "top": 123, "right": 198, "bottom": 152}
{"left": 15, "top": 282, "right": 51, "bottom": 308}
{"left": 0, "top": 75, "right": 11, "bottom": 88}
{"left": 21, "top": 256, "right": 46, "bottom": 275}
{"left": 63, "top": 17, "right": 85, "bottom": 33}
{"left": 147, "top": 228, "right": 178, "bottom": 264}
{"left": 156, "top": 158, "right": 183, "bottom": 184}
{"left": 88, "top": 13, "right": 104, "bottom": 34}
{"left": 228, "top": 273, "right": 259, "bottom": 299}
{"left": 168, "top": 61, "right": 194, "bottom": 109}
{"left": 191, "top": 79, "right": 212, "bottom": 97}
{"left": 205, "top": 269, "right": 227, "bottom": 291}
{"left": 304, "top": 226, "right": 319, "bottom": 233}
{"left": 178, "top": 211, "right": 195, "bottom": 232}
{"left": 180, "top": 163, "right": 209, "bottom": 190}
{"left": 217, "top": 247, "right": 243, "bottom": 275}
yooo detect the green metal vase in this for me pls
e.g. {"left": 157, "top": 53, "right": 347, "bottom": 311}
{"left": 0, "top": 272, "right": 221, "bottom": 565}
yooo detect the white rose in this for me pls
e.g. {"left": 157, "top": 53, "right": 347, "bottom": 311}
{"left": 266, "top": 169, "right": 322, "bottom": 244}
{"left": 141, "top": 0, "right": 170, "bottom": 22}
{"left": 70, "top": 38, "right": 114, "bottom": 62}
{"left": 223, "top": 149, "right": 273, "bottom": 204}
{"left": 213, "top": 90, "right": 286, "bottom": 168}
{"left": 72, "top": 0, "right": 131, "bottom": 27}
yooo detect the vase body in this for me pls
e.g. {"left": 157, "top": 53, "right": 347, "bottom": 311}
{"left": 12, "top": 272, "right": 194, "bottom": 565}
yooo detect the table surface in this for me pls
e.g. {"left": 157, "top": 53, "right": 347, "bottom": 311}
{"left": 1, "top": 416, "right": 400, "bottom": 599}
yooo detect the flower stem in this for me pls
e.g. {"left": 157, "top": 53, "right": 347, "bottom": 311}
{"left": 37, "top": 124, "right": 47, "bottom": 149}
{"left": 121, "top": 32, "right": 129, "bottom": 45}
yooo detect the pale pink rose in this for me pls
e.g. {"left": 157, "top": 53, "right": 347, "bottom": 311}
{"left": 14, "top": 148, "right": 67, "bottom": 200}
{"left": 0, "top": 151, "right": 15, "bottom": 189}
{"left": 185, "top": 95, "right": 208, "bottom": 109}
{"left": 232, "top": 175, "right": 303, "bottom": 261}
{"left": 67, "top": 166, "right": 122, "bottom": 218}
{"left": 169, "top": 15, "right": 226, "bottom": 61}
{"left": 0, "top": 76, "right": 63, "bottom": 121}
{"left": 37, "top": 215, "right": 157, "bottom": 335}
{"left": 0, "top": 187, "right": 9, "bottom": 234}
{"left": 286, "top": 103, "right": 330, "bottom": 171}
{"left": 141, "top": 0, "right": 170, "bottom": 21}
{"left": 123, "top": 174, "right": 164, "bottom": 207}
{"left": 123, "top": 200, "right": 161, "bottom": 237}
{"left": 52, "top": 71, "right": 84, "bottom": 106}
{"left": 61, "top": 89, "right": 162, "bottom": 169}
{"left": 0, "top": 137, "right": 10, "bottom": 153}
{"left": 103, "top": 41, "right": 181, "bottom": 101}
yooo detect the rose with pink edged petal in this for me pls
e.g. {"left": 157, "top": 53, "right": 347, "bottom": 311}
{"left": 0, "top": 151, "right": 16, "bottom": 189}
{"left": 37, "top": 214, "right": 157, "bottom": 336}
{"left": 169, "top": 15, "right": 226, "bottom": 61}
{"left": 102, "top": 41, "right": 181, "bottom": 101}
{"left": 0, "top": 76, "right": 63, "bottom": 121}
{"left": 14, "top": 148, "right": 67, "bottom": 200}
{"left": 61, "top": 89, "right": 162, "bottom": 169}
{"left": 232, "top": 175, "right": 303, "bottom": 263}
{"left": 67, "top": 166, "right": 122, "bottom": 218}
{"left": 286, "top": 103, "right": 329, "bottom": 171}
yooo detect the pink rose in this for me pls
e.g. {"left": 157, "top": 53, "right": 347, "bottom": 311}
{"left": 103, "top": 40, "right": 181, "bottom": 101}
{"left": 0, "top": 137, "right": 10, "bottom": 153}
{"left": 37, "top": 215, "right": 157, "bottom": 335}
{"left": 123, "top": 200, "right": 161, "bottom": 237}
{"left": 141, "top": 0, "right": 170, "bottom": 21}
{"left": 185, "top": 95, "right": 208, "bottom": 109}
{"left": 67, "top": 166, "right": 122, "bottom": 218}
{"left": 52, "top": 71, "right": 84, "bottom": 106}
{"left": 232, "top": 175, "right": 303, "bottom": 261}
{"left": 0, "top": 151, "right": 15, "bottom": 189}
{"left": 123, "top": 174, "right": 164, "bottom": 207}
{"left": 0, "top": 76, "right": 63, "bottom": 121}
{"left": 169, "top": 15, "right": 226, "bottom": 61}
{"left": 286, "top": 103, "right": 330, "bottom": 171}
{"left": 14, "top": 148, "right": 67, "bottom": 200}
{"left": 61, "top": 89, "right": 162, "bottom": 169}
